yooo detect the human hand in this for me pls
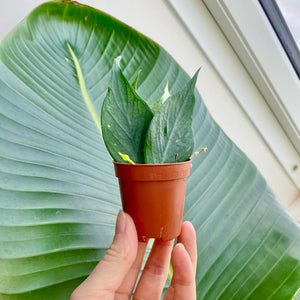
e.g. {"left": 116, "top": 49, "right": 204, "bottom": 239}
{"left": 70, "top": 211, "right": 197, "bottom": 299}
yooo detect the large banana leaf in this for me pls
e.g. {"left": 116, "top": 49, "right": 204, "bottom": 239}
{"left": 0, "top": 1, "right": 299, "bottom": 299}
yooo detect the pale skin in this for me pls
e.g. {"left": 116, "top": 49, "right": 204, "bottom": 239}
{"left": 70, "top": 211, "right": 197, "bottom": 299}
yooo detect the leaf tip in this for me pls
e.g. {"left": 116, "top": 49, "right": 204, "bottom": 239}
{"left": 118, "top": 152, "right": 136, "bottom": 164}
{"left": 114, "top": 56, "right": 122, "bottom": 68}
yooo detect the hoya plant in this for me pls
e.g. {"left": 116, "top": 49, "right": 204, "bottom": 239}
{"left": 0, "top": 1, "right": 299, "bottom": 299}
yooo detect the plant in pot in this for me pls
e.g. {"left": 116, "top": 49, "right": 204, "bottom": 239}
{"left": 2, "top": 2, "right": 300, "bottom": 299}
{"left": 100, "top": 56, "right": 203, "bottom": 241}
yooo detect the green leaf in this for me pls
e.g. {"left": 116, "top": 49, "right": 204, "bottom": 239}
{"left": 132, "top": 69, "right": 142, "bottom": 91}
{"left": 150, "top": 82, "right": 171, "bottom": 114}
{"left": 101, "top": 57, "right": 153, "bottom": 163}
{"left": 0, "top": 1, "right": 299, "bottom": 299}
{"left": 144, "top": 70, "right": 198, "bottom": 163}
{"left": 66, "top": 41, "right": 102, "bottom": 135}
{"left": 294, "top": 289, "right": 300, "bottom": 300}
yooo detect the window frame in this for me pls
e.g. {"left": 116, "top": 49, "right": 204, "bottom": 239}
{"left": 259, "top": 0, "right": 300, "bottom": 79}
{"left": 168, "top": 0, "right": 300, "bottom": 188}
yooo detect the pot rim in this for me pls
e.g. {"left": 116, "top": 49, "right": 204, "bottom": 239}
{"left": 113, "top": 158, "right": 192, "bottom": 167}
{"left": 113, "top": 159, "right": 192, "bottom": 181}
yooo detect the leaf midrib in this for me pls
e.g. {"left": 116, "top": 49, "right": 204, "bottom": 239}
{"left": 67, "top": 42, "right": 102, "bottom": 135}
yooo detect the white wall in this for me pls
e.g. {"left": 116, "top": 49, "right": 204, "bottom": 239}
{"left": 1, "top": 0, "right": 299, "bottom": 219}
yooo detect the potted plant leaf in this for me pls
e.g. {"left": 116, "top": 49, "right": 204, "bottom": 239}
{"left": 101, "top": 56, "right": 204, "bottom": 241}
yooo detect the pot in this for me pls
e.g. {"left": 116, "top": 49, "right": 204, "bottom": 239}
{"left": 113, "top": 160, "right": 191, "bottom": 241}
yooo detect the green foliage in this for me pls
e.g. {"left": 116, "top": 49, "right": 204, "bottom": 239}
{"left": 150, "top": 82, "right": 171, "bottom": 114}
{"left": 144, "top": 71, "right": 198, "bottom": 164}
{"left": 0, "top": 1, "right": 299, "bottom": 299}
{"left": 132, "top": 69, "right": 142, "bottom": 91}
{"left": 101, "top": 57, "right": 153, "bottom": 163}
{"left": 101, "top": 57, "right": 198, "bottom": 164}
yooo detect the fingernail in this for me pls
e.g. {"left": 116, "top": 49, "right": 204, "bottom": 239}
{"left": 116, "top": 210, "right": 126, "bottom": 234}
{"left": 176, "top": 243, "right": 185, "bottom": 250}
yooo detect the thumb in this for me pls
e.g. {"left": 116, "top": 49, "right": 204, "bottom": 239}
{"left": 71, "top": 211, "right": 138, "bottom": 298}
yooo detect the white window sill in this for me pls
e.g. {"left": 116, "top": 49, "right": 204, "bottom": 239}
{"left": 168, "top": 0, "right": 300, "bottom": 189}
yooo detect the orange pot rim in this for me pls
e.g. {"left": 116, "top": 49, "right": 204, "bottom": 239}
{"left": 113, "top": 159, "right": 191, "bottom": 167}
{"left": 113, "top": 159, "right": 192, "bottom": 181}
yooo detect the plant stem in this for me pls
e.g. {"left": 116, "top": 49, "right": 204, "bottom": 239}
{"left": 190, "top": 147, "right": 207, "bottom": 159}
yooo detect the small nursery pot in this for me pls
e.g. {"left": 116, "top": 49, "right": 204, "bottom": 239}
{"left": 113, "top": 160, "right": 192, "bottom": 241}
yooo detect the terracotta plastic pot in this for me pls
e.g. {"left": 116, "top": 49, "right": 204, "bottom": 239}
{"left": 113, "top": 160, "right": 192, "bottom": 241}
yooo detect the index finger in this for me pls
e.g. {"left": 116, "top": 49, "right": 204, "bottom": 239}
{"left": 177, "top": 221, "right": 197, "bottom": 273}
{"left": 116, "top": 240, "right": 148, "bottom": 298}
{"left": 133, "top": 238, "right": 174, "bottom": 299}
